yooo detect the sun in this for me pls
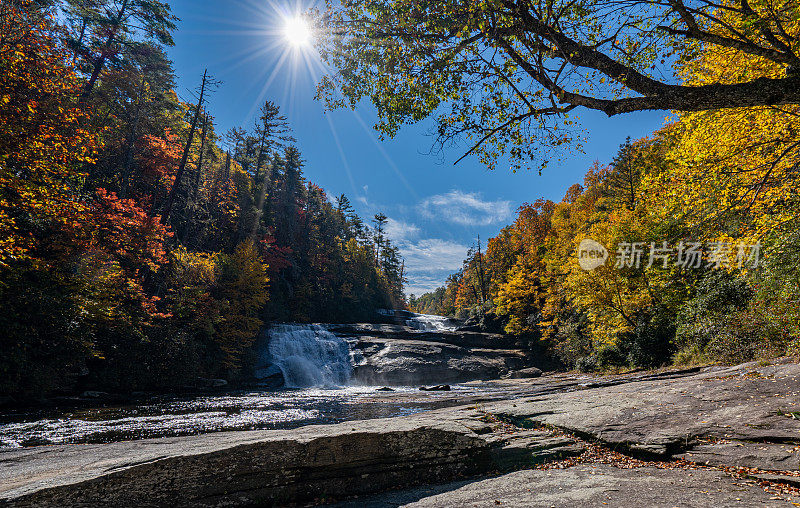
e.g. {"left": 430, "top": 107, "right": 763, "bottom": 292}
{"left": 284, "top": 16, "right": 312, "bottom": 47}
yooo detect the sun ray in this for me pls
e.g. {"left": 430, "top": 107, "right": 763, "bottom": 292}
{"left": 349, "top": 110, "right": 419, "bottom": 199}
{"left": 323, "top": 112, "right": 360, "bottom": 199}
{"left": 243, "top": 48, "right": 294, "bottom": 122}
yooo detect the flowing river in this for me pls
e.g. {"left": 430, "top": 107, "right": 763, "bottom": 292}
{"left": 0, "top": 385, "right": 508, "bottom": 449}
{"left": 0, "top": 315, "right": 508, "bottom": 449}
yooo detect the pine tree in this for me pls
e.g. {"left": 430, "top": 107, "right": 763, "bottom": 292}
{"left": 66, "top": 0, "right": 177, "bottom": 99}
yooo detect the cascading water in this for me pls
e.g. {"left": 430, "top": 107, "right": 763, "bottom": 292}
{"left": 267, "top": 324, "right": 353, "bottom": 388}
{"left": 405, "top": 313, "right": 459, "bottom": 332}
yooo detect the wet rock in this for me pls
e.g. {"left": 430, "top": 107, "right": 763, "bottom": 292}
{"left": 351, "top": 338, "right": 527, "bottom": 386}
{"left": 79, "top": 391, "right": 110, "bottom": 400}
{"left": 506, "top": 367, "right": 543, "bottom": 379}
{"left": 195, "top": 378, "right": 228, "bottom": 389}
{"left": 376, "top": 387, "right": 395, "bottom": 392}
{"left": 329, "top": 323, "right": 518, "bottom": 349}
{"left": 252, "top": 364, "right": 284, "bottom": 389}
{"left": 20, "top": 437, "right": 51, "bottom": 448}
{"left": 420, "top": 385, "right": 451, "bottom": 392}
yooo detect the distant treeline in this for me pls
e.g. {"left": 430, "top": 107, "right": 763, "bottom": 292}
{"left": 0, "top": 1, "right": 405, "bottom": 399}
{"left": 412, "top": 127, "right": 800, "bottom": 370}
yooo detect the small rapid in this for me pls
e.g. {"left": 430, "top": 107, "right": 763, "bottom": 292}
{"left": 404, "top": 313, "right": 459, "bottom": 332}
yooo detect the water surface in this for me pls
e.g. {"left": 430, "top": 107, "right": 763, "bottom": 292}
{"left": 0, "top": 384, "right": 507, "bottom": 449}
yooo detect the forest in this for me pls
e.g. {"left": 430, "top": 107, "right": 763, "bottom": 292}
{"left": 0, "top": 0, "right": 405, "bottom": 399}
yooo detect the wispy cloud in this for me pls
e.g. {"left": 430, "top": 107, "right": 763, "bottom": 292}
{"left": 404, "top": 271, "right": 455, "bottom": 297}
{"left": 418, "top": 190, "right": 512, "bottom": 226}
{"left": 385, "top": 218, "right": 420, "bottom": 243}
{"left": 401, "top": 238, "right": 468, "bottom": 273}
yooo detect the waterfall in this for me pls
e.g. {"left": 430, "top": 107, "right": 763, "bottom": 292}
{"left": 405, "top": 313, "right": 459, "bottom": 332}
{"left": 267, "top": 324, "right": 353, "bottom": 388}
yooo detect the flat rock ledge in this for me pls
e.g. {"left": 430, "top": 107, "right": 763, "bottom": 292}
{"left": 0, "top": 408, "right": 581, "bottom": 508}
{"left": 331, "top": 465, "right": 791, "bottom": 508}
{"left": 2, "top": 360, "right": 799, "bottom": 507}
{"left": 482, "top": 359, "right": 800, "bottom": 470}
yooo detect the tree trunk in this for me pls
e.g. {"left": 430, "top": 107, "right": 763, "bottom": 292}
{"left": 194, "top": 112, "right": 209, "bottom": 195}
{"left": 160, "top": 69, "right": 208, "bottom": 224}
{"left": 80, "top": 0, "right": 129, "bottom": 99}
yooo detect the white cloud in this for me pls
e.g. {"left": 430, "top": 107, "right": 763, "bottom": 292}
{"left": 418, "top": 190, "right": 512, "bottom": 227}
{"left": 385, "top": 218, "right": 420, "bottom": 243}
{"left": 400, "top": 238, "right": 468, "bottom": 273}
{"left": 404, "top": 272, "right": 453, "bottom": 296}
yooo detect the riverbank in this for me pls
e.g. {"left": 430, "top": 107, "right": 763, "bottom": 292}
{"left": 3, "top": 358, "right": 799, "bottom": 506}
{"left": 0, "top": 313, "right": 519, "bottom": 411}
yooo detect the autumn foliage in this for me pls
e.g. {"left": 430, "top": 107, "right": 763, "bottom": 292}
{"left": 412, "top": 6, "right": 800, "bottom": 369}
{"left": 0, "top": 1, "right": 403, "bottom": 399}
{"left": 0, "top": 2, "right": 98, "bottom": 266}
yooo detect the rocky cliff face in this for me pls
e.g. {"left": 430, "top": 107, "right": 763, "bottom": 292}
{"left": 254, "top": 322, "right": 533, "bottom": 388}
{"left": 329, "top": 323, "right": 530, "bottom": 386}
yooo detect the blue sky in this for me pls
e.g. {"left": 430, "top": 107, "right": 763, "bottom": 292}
{"left": 167, "top": 0, "right": 670, "bottom": 296}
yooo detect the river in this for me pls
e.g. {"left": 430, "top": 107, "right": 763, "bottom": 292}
{"left": 0, "top": 384, "right": 511, "bottom": 449}
{"left": 0, "top": 313, "right": 507, "bottom": 449}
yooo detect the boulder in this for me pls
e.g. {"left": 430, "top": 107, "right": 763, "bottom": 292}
{"left": 79, "top": 391, "right": 110, "bottom": 400}
{"left": 351, "top": 337, "right": 527, "bottom": 386}
{"left": 328, "top": 323, "right": 519, "bottom": 349}
{"left": 252, "top": 364, "right": 284, "bottom": 389}
{"left": 195, "top": 378, "right": 228, "bottom": 389}
{"left": 506, "top": 367, "right": 543, "bottom": 379}
{"left": 484, "top": 360, "right": 800, "bottom": 467}
{"left": 0, "top": 408, "right": 509, "bottom": 507}
{"left": 420, "top": 385, "right": 451, "bottom": 392}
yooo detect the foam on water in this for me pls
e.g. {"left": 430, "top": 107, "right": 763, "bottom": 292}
{"left": 268, "top": 324, "right": 353, "bottom": 388}
{"left": 404, "top": 313, "right": 459, "bottom": 332}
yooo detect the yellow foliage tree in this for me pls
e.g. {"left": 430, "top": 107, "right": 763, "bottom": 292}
{"left": 214, "top": 241, "right": 269, "bottom": 370}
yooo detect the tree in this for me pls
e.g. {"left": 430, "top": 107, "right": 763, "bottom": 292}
{"left": 67, "top": 0, "right": 178, "bottom": 98}
{"left": 213, "top": 241, "right": 269, "bottom": 370}
{"left": 319, "top": 0, "right": 800, "bottom": 170}
{"left": 253, "top": 101, "right": 295, "bottom": 181}
{"left": 372, "top": 212, "right": 388, "bottom": 265}
{"left": 160, "top": 69, "right": 213, "bottom": 224}
{"left": 0, "top": 0, "right": 99, "bottom": 265}
{"left": 249, "top": 101, "right": 295, "bottom": 239}
{"left": 335, "top": 194, "right": 365, "bottom": 240}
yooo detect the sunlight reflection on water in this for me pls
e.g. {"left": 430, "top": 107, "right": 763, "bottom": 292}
{"left": 0, "top": 385, "right": 501, "bottom": 449}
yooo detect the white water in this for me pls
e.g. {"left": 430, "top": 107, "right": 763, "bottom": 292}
{"left": 268, "top": 324, "right": 353, "bottom": 388}
{"left": 405, "top": 313, "right": 459, "bottom": 332}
